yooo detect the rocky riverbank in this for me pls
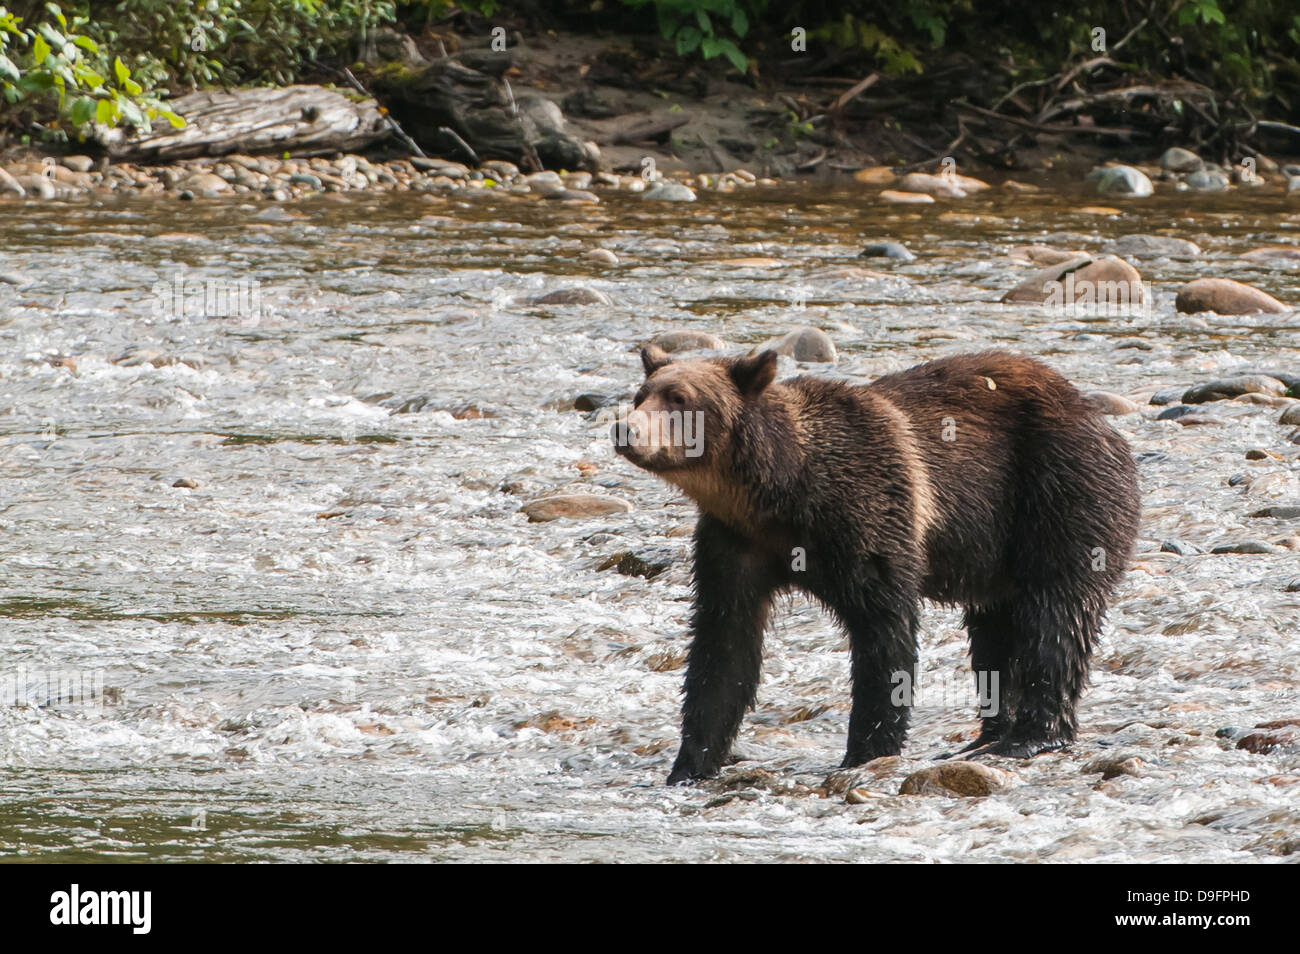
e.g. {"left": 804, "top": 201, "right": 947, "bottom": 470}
{"left": 1, "top": 140, "right": 1296, "bottom": 206}
{"left": 0, "top": 151, "right": 774, "bottom": 203}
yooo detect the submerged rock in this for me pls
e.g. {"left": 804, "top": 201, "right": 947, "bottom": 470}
{"left": 859, "top": 241, "right": 914, "bottom": 262}
{"left": 642, "top": 182, "right": 696, "bottom": 202}
{"left": 1182, "top": 375, "right": 1287, "bottom": 403}
{"left": 1149, "top": 386, "right": 1186, "bottom": 406}
{"left": 648, "top": 329, "right": 727, "bottom": 353}
{"left": 1007, "top": 245, "right": 1089, "bottom": 266}
{"left": 1175, "top": 278, "right": 1288, "bottom": 315}
{"left": 899, "top": 761, "right": 1014, "bottom": 797}
{"left": 1240, "top": 246, "right": 1300, "bottom": 265}
{"left": 1248, "top": 506, "right": 1300, "bottom": 519}
{"left": 1160, "top": 147, "right": 1204, "bottom": 173}
{"left": 1088, "top": 165, "right": 1154, "bottom": 197}
{"left": 522, "top": 495, "right": 633, "bottom": 522}
{"left": 584, "top": 248, "right": 618, "bottom": 265}
{"left": 598, "top": 547, "right": 676, "bottom": 580}
{"left": 1084, "top": 391, "right": 1140, "bottom": 415}
{"left": 1183, "top": 169, "right": 1231, "bottom": 192}
{"left": 764, "top": 327, "right": 836, "bottom": 363}
{"left": 880, "top": 189, "right": 934, "bottom": 204}
{"left": 530, "top": 287, "right": 612, "bottom": 306}
{"left": 1101, "top": 234, "right": 1200, "bottom": 259}
{"left": 1210, "top": 541, "right": 1280, "bottom": 554}
{"left": 1001, "top": 254, "right": 1143, "bottom": 307}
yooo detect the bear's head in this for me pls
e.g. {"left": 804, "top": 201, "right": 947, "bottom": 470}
{"left": 612, "top": 345, "right": 778, "bottom": 482}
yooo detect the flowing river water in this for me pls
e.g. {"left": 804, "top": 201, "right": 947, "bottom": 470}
{"left": 1, "top": 181, "right": 1297, "bottom": 862}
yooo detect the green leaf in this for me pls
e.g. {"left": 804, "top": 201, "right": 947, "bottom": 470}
{"left": 113, "top": 55, "right": 129, "bottom": 85}
{"left": 0, "top": 53, "right": 18, "bottom": 83}
{"left": 656, "top": 8, "right": 679, "bottom": 40}
{"left": 731, "top": 9, "right": 749, "bottom": 37}
{"left": 18, "top": 71, "right": 56, "bottom": 92}
{"left": 720, "top": 40, "right": 748, "bottom": 73}
{"left": 95, "top": 97, "right": 116, "bottom": 124}
{"left": 123, "top": 77, "right": 141, "bottom": 96}
{"left": 160, "top": 109, "right": 185, "bottom": 129}
{"left": 695, "top": 10, "right": 712, "bottom": 36}
{"left": 675, "top": 26, "right": 702, "bottom": 56}
{"left": 73, "top": 35, "right": 98, "bottom": 55}
{"left": 33, "top": 34, "right": 50, "bottom": 65}
{"left": 69, "top": 94, "right": 95, "bottom": 125}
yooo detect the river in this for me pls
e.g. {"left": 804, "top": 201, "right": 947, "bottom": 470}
{"left": 1, "top": 182, "right": 1297, "bottom": 861}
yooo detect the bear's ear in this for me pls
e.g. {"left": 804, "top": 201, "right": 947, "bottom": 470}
{"left": 730, "top": 350, "right": 778, "bottom": 396}
{"left": 641, "top": 344, "right": 672, "bottom": 377}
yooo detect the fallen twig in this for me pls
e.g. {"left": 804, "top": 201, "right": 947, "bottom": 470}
{"left": 340, "top": 66, "right": 426, "bottom": 158}
{"left": 830, "top": 73, "right": 880, "bottom": 114}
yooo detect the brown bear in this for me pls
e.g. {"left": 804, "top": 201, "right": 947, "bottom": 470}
{"left": 612, "top": 347, "right": 1140, "bottom": 785}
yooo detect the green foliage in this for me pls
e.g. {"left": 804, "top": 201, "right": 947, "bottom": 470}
{"left": 623, "top": 0, "right": 760, "bottom": 72}
{"left": 91, "top": 1, "right": 397, "bottom": 87}
{"left": 0, "top": 2, "right": 182, "bottom": 137}
{"left": 814, "top": 15, "right": 922, "bottom": 74}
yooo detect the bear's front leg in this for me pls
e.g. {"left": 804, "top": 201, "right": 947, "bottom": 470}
{"left": 668, "top": 515, "right": 780, "bottom": 785}
{"left": 829, "top": 586, "right": 919, "bottom": 767}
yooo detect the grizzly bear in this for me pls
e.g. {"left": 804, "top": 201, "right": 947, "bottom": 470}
{"left": 612, "top": 347, "right": 1140, "bottom": 784}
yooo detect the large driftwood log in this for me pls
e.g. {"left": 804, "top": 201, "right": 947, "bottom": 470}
{"left": 100, "top": 85, "right": 391, "bottom": 161}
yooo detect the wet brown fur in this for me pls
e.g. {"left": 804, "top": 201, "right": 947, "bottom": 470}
{"left": 613, "top": 347, "right": 1141, "bottom": 784}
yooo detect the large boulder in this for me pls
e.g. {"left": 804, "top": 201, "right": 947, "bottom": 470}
{"left": 1174, "top": 278, "right": 1288, "bottom": 315}
{"left": 1002, "top": 254, "right": 1144, "bottom": 310}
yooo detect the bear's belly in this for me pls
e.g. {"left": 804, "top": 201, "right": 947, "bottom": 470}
{"left": 918, "top": 528, "right": 1013, "bottom": 606}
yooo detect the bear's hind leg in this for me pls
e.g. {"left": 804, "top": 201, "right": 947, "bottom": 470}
{"left": 981, "top": 589, "right": 1102, "bottom": 758}
{"left": 961, "top": 604, "right": 1014, "bottom": 751}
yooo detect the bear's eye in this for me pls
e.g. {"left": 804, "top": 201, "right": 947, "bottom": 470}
{"left": 665, "top": 390, "right": 686, "bottom": 407}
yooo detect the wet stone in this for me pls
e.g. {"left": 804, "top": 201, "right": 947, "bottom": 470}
{"left": 531, "top": 287, "right": 612, "bottom": 306}
{"left": 1083, "top": 755, "right": 1145, "bottom": 779}
{"left": 899, "top": 762, "right": 1014, "bottom": 797}
{"left": 1248, "top": 506, "right": 1300, "bottom": 519}
{"left": 1088, "top": 165, "right": 1154, "bottom": 197}
{"left": 1084, "top": 391, "right": 1139, "bottom": 415}
{"left": 1182, "top": 375, "right": 1287, "bottom": 403}
{"left": 522, "top": 494, "right": 633, "bottom": 522}
{"left": 1101, "top": 234, "right": 1200, "bottom": 259}
{"left": 859, "top": 241, "right": 914, "bottom": 262}
{"left": 1160, "top": 147, "right": 1204, "bottom": 173}
{"left": 649, "top": 330, "right": 727, "bottom": 353}
{"left": 766, "top": 326, "right": 836, "bottom": 363}
{"left": 1149, "top": 387, "right": 1186, "bottom": 406}
{"left": 1210, "top": 541, "right": 1280, "bottom": 554}
{"left": 642, "top": 182, "right": 696, "bottom": 202}
{"left": 573, "top": 393, "right": 619, "bottom": 412}
{"left": 598, "top": 546, "right": 676, "bottom": 580}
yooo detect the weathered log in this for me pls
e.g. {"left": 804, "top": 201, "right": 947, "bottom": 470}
{"left": 99, "top": 85, "right": 391, "bottom": 162}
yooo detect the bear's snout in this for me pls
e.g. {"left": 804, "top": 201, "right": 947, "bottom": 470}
{"left": 611, "top": 408, "right": 650, "bottom": 460}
